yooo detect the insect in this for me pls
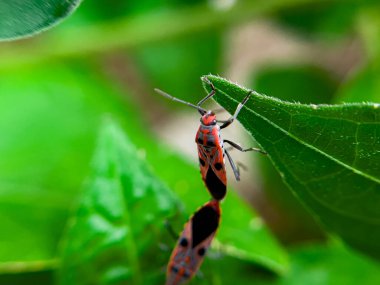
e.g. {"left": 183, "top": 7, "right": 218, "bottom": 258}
{"left": 165, "top": 200, "right": 221, "bottom": 285}
{"left": 155, "top": 77, "right": 265, "bottom": 200}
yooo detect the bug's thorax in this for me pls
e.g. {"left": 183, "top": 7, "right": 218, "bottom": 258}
{"left": 200, "top": 110, "right": 217, "bottom": 126}
{"left": 195, "top": 111, "right": 223, "bottom": 149}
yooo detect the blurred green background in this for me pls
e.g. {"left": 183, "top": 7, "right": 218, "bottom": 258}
{"left": 0, "top": 0, "right": 380, "bottom": 284}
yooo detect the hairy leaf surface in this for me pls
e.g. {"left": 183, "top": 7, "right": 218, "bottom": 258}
{"left": 204, "top": 75, "right": 380, "bottom": 259}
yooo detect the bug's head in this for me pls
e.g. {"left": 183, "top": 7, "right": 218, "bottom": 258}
{"left": 200, "top": 111, "right": 217, "bottom": 126}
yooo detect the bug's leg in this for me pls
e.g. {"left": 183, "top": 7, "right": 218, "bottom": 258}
{"left": 158, "top": 243, "right": 170, "bottom": 252}
{"left": 195, "top": 269, "right": 204, "bottom": 279}
{"left": 225, "top": 149, "right": 240, "bottom": 181}
{"left": 220, "top": 91, "right": 252, "bottom": 129}
{"left": 198, "top": 77, "right": 216, "bottom": 107}
{"left": 164, "top": 219, "right": 179, "bottom": 241}
{"left": 159, "top": 219, "right": 179, "bottom": 252}
{"left": 225, "top": 148, "right": 255, "bottom": 168}
{"left": 224, "top": 139, "right": 266, "bottom": 155}
{"left": 225, "top": 146, "right": 234, "bottom": 152}
{"left": 154, "top": 88, "right": 207, "bottom": 115}
{"left": 236, "top": 161, "right": 248, "bottom": 171}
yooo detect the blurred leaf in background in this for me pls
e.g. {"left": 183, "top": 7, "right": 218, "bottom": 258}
{"left": 273, "top": 1, "right": 378, "bottom": 41}
{"left": 133, "top": 31, "right": 222, "bottom": 103}
{"left": 335, "top": 8, "right": 380, "bottom": 104}
{"left": 255, "top": 242, "right": 380, "bottom": 285}
{"left": 59, "top": 119, "right": 181, "bottom": 285}
{"left": 1, "top": 0, "right": 380, "bottom": 284}
{"left": 58, "top": 119, "right": 288, "bottom": 285}
{"left": 0, "top": 0, "right": 82, "bottom": 40}
{"left": 0, "top": 63, "right": 118, "bottom": 263}
{"left": 0, "top": 60, "right": 288, "bottom": 284}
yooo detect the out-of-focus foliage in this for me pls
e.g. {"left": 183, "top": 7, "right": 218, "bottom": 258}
{"left": 0, "top": 0, "right": 82, "bottom": 40}
{"left": 59, "top": 120, "right": 181, "bottom": 285}
{"left": 58, "top": 120, "right": 288, "bottom": 285}
{"left": 256, "top": 242, "right": 380, "bottom": 285}
{"left": 1, "top": 0, "right": 380, "bottom": 284}
{"left": 0, "top": 63, "right": 125, "bottom": 263}
{"left": 274, "top": 1, "right": 379, "bottom": 41}
{"left": 254, "top": 65, "right": 337, "bottom": 104}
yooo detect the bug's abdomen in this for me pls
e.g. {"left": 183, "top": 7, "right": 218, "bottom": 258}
{"left": 196, "top": 126, "right": 227, "bottom": 200}
{"left": 204, "top": 167, "right": 226, "bottom": 200}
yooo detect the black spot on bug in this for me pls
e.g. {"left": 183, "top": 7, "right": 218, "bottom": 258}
{"left": 179, "top": 237, "right": 188, "bottom": 247}
{"left": 199, "top": 157, "right": 206, "bottom": 166}
{"left": 207, "top": 141, "right": 215, "bottom": 147}
{"left": 198, "top": 247, "right": 206, "bottom": 256}
{"left": 182, "top": 271, "right": 190, "bottom": 279}
{"left": 197, "top": 138, "right": 203, "bottom": 144}
{"left": 214, "top": 162, "right": 223, "bottom": 170}
{"left": 204, "top": 169, "right": 226, "bottom": 200}
{"left": 171, "top": 265, "right": 179, "bottom": 273}
{"left": 191, "top": 204, "right": 220, "bottom": 248}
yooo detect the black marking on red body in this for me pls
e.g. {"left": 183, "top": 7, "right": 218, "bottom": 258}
{"left": 205, "top": 168, "right": 226, "bottom": 200}
{"left": 214, "top": 162, "right": 223, "bottom": 170}
{"left": 191, "top": 205, "right": 220, "bottom": 248}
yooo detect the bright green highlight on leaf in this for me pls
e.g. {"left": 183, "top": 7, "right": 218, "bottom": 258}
{"left": 59, "top": 119, "right": 181, "bottom": 285}
{"left": 0, "top": 0, "right": 82, "bottom": 41}
{"left": 255, "top": 242, "right": 380, "bottom": 285}
{"left": 203, "top": 74, "right": 380, "bottom": 260}
{"left": 215, "top": 193, "right": 288, "bottom": 275}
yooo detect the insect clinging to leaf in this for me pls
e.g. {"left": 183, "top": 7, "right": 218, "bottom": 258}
{"left": 155, "top": 77, "right": 266, "bottom": 201}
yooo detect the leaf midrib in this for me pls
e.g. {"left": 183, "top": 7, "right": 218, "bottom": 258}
{"left": 221, "top": 91, "right": 380, "bottom": 185}
{"left": 212, "top": 88, "right": 380, "bottom": 224}
{"left": 239, "top": 99, "right": 380, "bottom": 225}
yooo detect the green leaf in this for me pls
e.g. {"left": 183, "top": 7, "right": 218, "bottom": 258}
{"left": 335, "top": 64, "right": 380, "bottom": 103}
{"left": 59, "top": 119, "right": 182, "bottom": 285}
{"left": 0, "top": 0, "right": 82, "bottom": 41}
{"left": 215, "top": 193, "right": 288, "bottom": 275}
{"left": 0, "top": 63, "right": 133, "bottom": 263}
{"left": 252, "top": 64, "right": 336, "bottom": 242}
{"left": 255, "top": 242, "right": 380, "bottom": 285}
{"left": 203, "top": 75, "right": 380, "bottom": 260}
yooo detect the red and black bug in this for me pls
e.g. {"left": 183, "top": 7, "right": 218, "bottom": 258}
{"left": 165, "top": 200, "right": 221, "bottom": 285}
{"left": 155, "top": 77, "right": 265, "bottom": 200}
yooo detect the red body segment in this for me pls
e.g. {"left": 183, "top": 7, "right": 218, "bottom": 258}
{"left": 195, "top": 120, "right": 227, "bottom": 200}
{"left": 165, "top": 200, "right": 221, "bottom": 285}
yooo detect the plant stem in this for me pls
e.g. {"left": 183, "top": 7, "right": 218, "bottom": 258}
{"left": 0, "top": 0, "right": 330, "bottom": 70}
{"left": 0, "top": 259, "right": 58, "bottom": 274}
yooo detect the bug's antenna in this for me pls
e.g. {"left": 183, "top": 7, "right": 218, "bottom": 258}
{"left": 198, "top": 76, "right": 216, "bottom": 107}
{"left": 155, "top": 88, "right": 207, "bottom": 115}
